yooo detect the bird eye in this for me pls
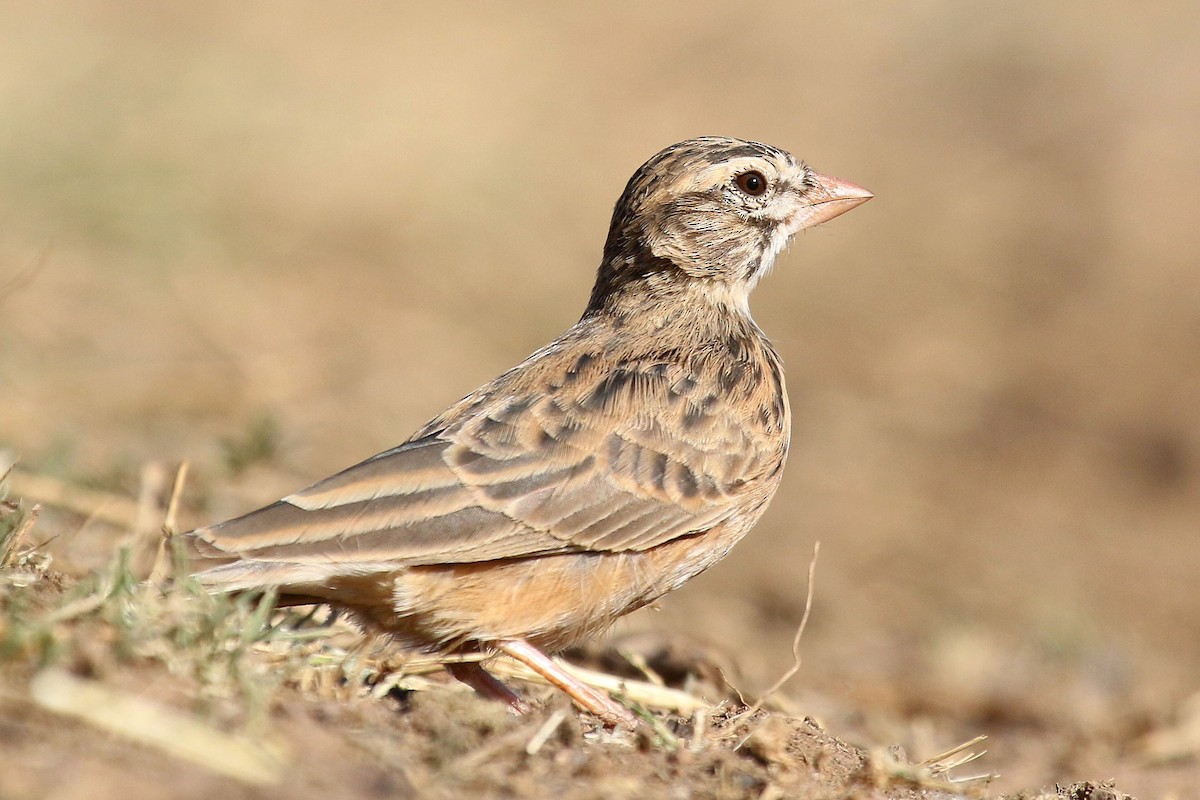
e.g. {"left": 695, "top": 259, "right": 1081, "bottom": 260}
{"left": 734, "top": 170, "right": 768, "bottom": 197}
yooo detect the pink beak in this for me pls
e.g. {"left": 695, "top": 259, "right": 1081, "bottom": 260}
{"left": 791, "top": 172, "right": 873, "bottom": 232}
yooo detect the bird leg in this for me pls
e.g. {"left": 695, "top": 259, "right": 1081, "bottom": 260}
{"left": 445, "top": 661, "right": 530, "bottom": 715}
{"left": 498, "top": 639, "right": 639, "bottom": 729}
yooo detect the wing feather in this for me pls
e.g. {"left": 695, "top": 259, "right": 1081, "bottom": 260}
{"left": 189, "top": 329, "right": 783, "bottom": 586}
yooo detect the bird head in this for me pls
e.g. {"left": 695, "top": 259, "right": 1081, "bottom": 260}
{"left": 592, "top": 137, "right": 871, "bottom": 313}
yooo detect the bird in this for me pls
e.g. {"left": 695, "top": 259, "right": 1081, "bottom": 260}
{"left": 185, "top": 137, "right": 871, "bottom": 727}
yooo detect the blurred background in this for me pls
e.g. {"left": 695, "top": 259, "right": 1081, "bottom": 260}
{"left": 2, "top": 2, "right": 1198, "bottom": 793}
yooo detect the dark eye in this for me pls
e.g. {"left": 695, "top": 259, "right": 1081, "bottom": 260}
{"left": 735, "top": 170, "right": 768, "bottom": 197}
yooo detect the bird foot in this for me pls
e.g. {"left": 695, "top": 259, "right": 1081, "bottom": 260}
{"left": 498, "top": 639, "right": 639, "bottom": 729}
{"left": 444, "top": 641, "right": 638, "bottom": 728}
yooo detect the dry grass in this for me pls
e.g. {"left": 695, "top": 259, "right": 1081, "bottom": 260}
{"left": 1, "top": 466, "right": 1021, "bottom": 798}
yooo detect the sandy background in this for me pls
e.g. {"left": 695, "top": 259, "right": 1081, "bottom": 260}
{"left": 3, "top": 3, "right": 1199, "bottom": 795}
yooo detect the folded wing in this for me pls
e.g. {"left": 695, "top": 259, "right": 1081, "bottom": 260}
{"left": 189, "top": 353, "right": 765, "bottom": 590}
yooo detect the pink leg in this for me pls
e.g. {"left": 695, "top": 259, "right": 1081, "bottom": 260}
{"left": 445, "top": 661, "right": 530, "bottom": 715}
{"left": 499, "top": 639, "right": 638, "bottom": 728}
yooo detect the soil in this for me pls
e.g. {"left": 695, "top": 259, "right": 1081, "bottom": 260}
{"left": 0, "top": 558, "right": 1147, "bottom": 800}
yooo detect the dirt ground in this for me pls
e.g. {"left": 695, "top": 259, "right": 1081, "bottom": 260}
{"left": 2, "top": 4, "right": 1199, "bottom": 799}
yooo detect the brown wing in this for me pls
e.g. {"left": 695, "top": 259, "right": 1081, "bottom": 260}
{"left": 189, "top": 338, "right": 780, "bottom": 590}
{"left": 188, "top": 435, "right": 574, "bottom": 591}
{"left": 443, "top": 358, "right": 769, "bottom": 551}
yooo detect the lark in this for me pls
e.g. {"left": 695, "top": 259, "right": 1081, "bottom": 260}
{"left": 187, "top": 137, "right": 871, "bottom": 726}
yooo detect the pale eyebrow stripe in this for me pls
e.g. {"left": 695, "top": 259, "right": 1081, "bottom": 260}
{"left": 661, "top": 155, "right": 793, "bottom": 195}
